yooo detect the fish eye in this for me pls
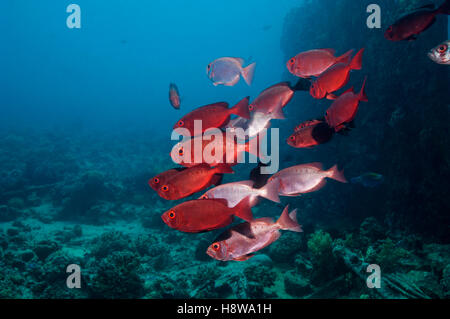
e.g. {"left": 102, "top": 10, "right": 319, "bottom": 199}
{"left": 438, "top": 44, "right": 448, "bottom": 53}
{"left": 162, "top": 185, "right": 169, "bottom": 192}
{"left": 207, "top": 64, "right": 211, "bottom": 70}
{"left": 168, "top": 210, "right": 176, "bottom": 219}
{"left": 153, "top": 177, "right": 160, "bottom": 184}
{"left": 178, "top": 147, "right": 184, "bottom": 156}
{"left": 201, "top": 194, "right": 208, "bottom": 199}
{"left": 249, "top": 105, "right": 254, "bottom": 111}
{"left": 289, "top": 58, "right": 295, "bottom": 65}
{"left": 178, "top": 120, "right": 184, "bottom": 127}
{"left": 289, "top": 135, "right": 295, "bottom": 141}
{"left": 212, "top": 243, "right": 220, "bottom": 251}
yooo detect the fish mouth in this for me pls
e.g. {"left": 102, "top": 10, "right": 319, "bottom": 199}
{"left": 427, "top": 52, "right": 438, "bottom": 62}
{"left": 206, "top": 248, "right": 215, "bottom": 259}
{"left": 161, "top": 214, "right": 169, "bottom": 225}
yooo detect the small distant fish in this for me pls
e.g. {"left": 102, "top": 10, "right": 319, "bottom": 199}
{"left": 156, "top": 164, "right": 233, "bottom": 200}
{"left": 173, "top": 97, "right": 250, "bottom": 136}
{"left": 269, "top": 163, "right": 347, "bottom": 196}
{"left": 161, "top": 198, "right": 253, "bottom": 233}
{"left": 200, "top": 179, "right": 280, "bottom": 208}
{"left": 428, "top": 40, "right": 450, "bottom": 65}
{"left": 169, "top": 83, "right": 181, "bottom": 109}
{"left": 351, "top": 172, "right": 384, "bottom": 188}
{"left": 310, "top": 48, "right": 364, "bottom": 100}
{"left": 325, "top": 77, "right": 368, "bottom": 132}
{"left": 287, "top": 119, "right": 334, "bottom": 148}
{"left": 385, "top": 1, "right": 450, "bottom": 41}
{"left": 287, "top": 49, "right": 354, "bottom": 78}
{"left": 207, "top": 57, "right": 256, "bottom": 86}
{"left": 206, "top": 205, "right": 302, "bottom": 261}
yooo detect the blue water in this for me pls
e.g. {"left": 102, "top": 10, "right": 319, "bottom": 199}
{"left": 1, "top": 0, "right": 296, "bottom": 132}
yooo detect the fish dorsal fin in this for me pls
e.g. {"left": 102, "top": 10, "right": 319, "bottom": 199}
{"left": 234, "top": 180, "right": 255, "bottom": 188}
{"left": 257, "top": 217, "right": 275, "bottom": 224}
{"left": 307, "top": 162, "right": 323, "bottom": 170}
{"left": 342, "top": 86, "right": 355, "bottom": 95}
{"left": 232, "top": 57, "right": 245, "bottom": 65}
{"left": 295, "top": 119, "right": 323, "bottom": 131}
{"left": 209, "top": 198, "right": 230, "bottom": 207}
{"left": 233, "top": 254, "right": 254, "bottom": 261}
{"left": 320, "top": 48, "right": 336, "bottom": 55}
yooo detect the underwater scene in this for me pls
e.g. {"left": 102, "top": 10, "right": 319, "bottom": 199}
{"left": 0, "top": 0, "right": 449, "bottom": 300}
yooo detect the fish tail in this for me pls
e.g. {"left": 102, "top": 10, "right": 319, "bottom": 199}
{"left": 336, "top": 49, "right": 354, "bottom": 64}
{"left": 436, "top": 0, "right": 450, "bottom": 14}
{"left": 358, "top": 76, "right": 368, "bottom": 102}
{"left": 349, "top": 48, "right": 365, "bottom": 70}
{"left": 214, "top": 163, "right": 234, "bottom": 175}
{"left": 327, "top": 165, "right": 348, "bottom": 183}
{"left": 230, "top": 96, "right": 250, "bottom": 119}
{"left": 241, "top": 63, "right": 256, "bottom": 85}
{"left": 259, "top": 179, "right": 281, "bottom": 203}
{"left": 233, "top": 197, "right": 254, "bottom": 222}
{"left": 276, "top": 205, "right": 302, "bottom": 232}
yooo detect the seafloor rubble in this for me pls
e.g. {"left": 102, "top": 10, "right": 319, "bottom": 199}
{"left": 0, "top": 127, "right": 448, "bottom": 299}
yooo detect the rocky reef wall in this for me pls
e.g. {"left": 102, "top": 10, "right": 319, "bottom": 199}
{"left": 280, "top": 0, "right": 449, "bottom": 242}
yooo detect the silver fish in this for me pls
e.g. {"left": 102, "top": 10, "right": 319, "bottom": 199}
{"left": 207, "top": 57, "right": 256, "bottom": 86}
{"left": 268, "top": 163, "right": 347, "bottom": 196}
{"left": 206, "top": 205, "right": 302, "bottom": 261}
{"left": 200, "top": 179, "right": 280, "bottom": 208}
{"left": 428, "top": 40, "right": 450, "bottom": 65}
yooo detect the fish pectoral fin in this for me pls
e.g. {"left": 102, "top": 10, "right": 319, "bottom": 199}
{"left": 282, "top": 193, "right": 303, "bottom": 197}
{"left": 326, "top": 93, "right": 338, "bottom": 100}
{"left": 233, "top": 254, "right": 254, "bottom": 261}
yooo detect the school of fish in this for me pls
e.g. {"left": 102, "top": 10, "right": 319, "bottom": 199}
{"left": 147, "top": 1, "right": 449, "bottom": 262}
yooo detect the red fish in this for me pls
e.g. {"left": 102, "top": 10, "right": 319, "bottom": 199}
{"left": 149, "top": 167, "right": 186, "bottom": 191}
{"left": 385, "top": 1, "right": 450, "bottom": 42}
{"left": 287, "top": 119, "right": 334, "bottom": 148}
{"left": 325, "top": 77, "right": 368, "bottom": 132}
{"left": 171, "top": 131, "right": 264, "bottom": 167}
{"left": 310, "top": 48, "right": 364, "bottom": 100}
{"left": 149, "top": 167, "right": 222, "bottom": 192}
{"left": 157, "top": 164, "right": 233, "bottom": 200}
{"left": 206, "top": 205, "right": 302, "bottom": 261}
{"left": 169, "top": 83, "right": 181, "bottom": 109}
{"left": 173, "top": 97, "right": 250, "bottom": 136}
{"left": 287, "top": 49, "right": 354, "bottom": 78}
{"left": 161, "top": 198, "right": 253, "bottom": 233}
